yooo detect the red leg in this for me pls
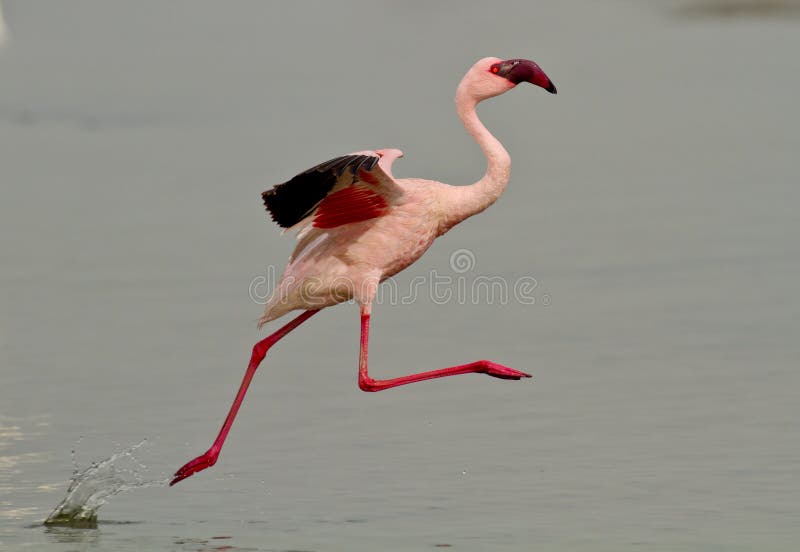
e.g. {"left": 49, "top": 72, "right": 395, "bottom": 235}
{"left": 357, "top": 305, "right": 531, "bottom": 392}
{"left": 171, "top": 309, "right": 319, "bottom": 486}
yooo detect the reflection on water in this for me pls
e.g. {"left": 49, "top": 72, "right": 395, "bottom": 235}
{"left": 44, "top": 440, "right": 166, "bottom": 528}
{"left": 43, "top": 524, "right": 102, "bottom": 545}
{"left": 172, "top": 535, "right": 261, "bottom": 552}
{"left": 0, "top": 418, "right": 49, "bottom": 523}
{"left": 41, "top": 520, "right": 143, "bottom": 546}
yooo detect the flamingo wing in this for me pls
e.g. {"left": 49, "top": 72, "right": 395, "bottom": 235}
{"left": 262, "top": 151, "right": 403, "bottom": 231}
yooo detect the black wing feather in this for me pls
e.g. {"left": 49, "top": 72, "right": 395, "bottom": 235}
{"left": 262, "top": 154, "right": 379, "bottom": 228}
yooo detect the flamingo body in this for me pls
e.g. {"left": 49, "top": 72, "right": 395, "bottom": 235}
{"left": 261, "top": 174, "right": 445, "bottom": 324}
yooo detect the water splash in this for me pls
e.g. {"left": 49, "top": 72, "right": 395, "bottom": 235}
{"left": 44, "top": 439, "right": 167, "bottom": 527}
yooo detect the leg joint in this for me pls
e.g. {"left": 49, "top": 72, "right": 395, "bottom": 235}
{"left": 358, "top": 377, "right": 379, "bottom": 392}
{"left": 251, "top": 340, "right": 273, "bottom": 360}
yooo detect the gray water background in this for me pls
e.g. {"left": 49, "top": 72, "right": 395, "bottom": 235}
{"left": 1, "top": 1, "right": 799, "bottom": 550}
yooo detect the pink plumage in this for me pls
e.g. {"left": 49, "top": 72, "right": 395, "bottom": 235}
{"left": 171, "top": 57, "right": 557, "bottom": 486}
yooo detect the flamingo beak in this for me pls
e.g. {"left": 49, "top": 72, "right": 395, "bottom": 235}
{"left": 503, "top": 59, "right": 557, "bottom": 94}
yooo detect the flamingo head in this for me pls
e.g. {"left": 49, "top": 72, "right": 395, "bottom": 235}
{"left": 458, "top": 57, "right": 557, "bottom": 102}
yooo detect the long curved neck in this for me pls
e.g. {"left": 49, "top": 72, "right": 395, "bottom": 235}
{"left": 439, "top": 84, "right": 511, "bottom": 233}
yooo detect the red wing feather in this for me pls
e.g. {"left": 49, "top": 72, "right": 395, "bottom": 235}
{"left": 313, "top": 186, "right": 389, "bottom": 229}
{"left": 357, "top": 169, "right": 380, "bottom": 186}
{"left": 263, "top": 150, "right": 403, "bottom": 232}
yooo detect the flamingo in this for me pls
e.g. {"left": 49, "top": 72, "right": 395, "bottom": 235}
{"left": 171, "top": 57, "right": 557, "bottom": 486}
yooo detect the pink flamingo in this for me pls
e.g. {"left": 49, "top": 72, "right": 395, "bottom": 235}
{"left": 171, "top": 57, "right": 556, "bottom": 486}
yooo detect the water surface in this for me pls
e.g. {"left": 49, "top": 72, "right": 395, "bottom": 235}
{"left": 1, "top": 1, "right": 799, "bottom": 550}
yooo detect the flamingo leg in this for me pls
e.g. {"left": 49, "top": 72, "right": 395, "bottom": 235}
{"left": 171, "top": 309, "right": 319, "bottom": 486}
{"left": 357, "top": 305, "right": 531, "bottom": 392}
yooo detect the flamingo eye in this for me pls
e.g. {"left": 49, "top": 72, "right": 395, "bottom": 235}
{"left": 490, "top": 64, "right": 500, "bottom": 74}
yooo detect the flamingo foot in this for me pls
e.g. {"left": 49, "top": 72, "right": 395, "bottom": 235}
{"left": 478, "top": 361, "right": 532, "bottom": 380}
{"left": 170, "top": 448, "right": 219, "bottom": 486}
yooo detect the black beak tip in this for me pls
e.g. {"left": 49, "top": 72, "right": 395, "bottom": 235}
{"left": 546, "top": 80, "right": 557, "bottom": 94}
